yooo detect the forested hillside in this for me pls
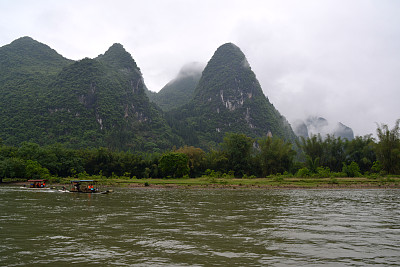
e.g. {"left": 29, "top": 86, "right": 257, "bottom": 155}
{"left": 0, "top": 37, "right": 182, "bottom": 151}
{"left": 0, "top": 37, "right": 72, "bottom": 145}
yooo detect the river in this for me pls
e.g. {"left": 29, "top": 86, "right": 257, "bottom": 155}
{"left": 1, "top": 186, "right": 399, "bottom": 266}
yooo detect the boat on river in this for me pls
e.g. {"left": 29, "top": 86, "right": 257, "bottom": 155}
{"left": 24, "top": 179, "right": 51, "bottom": 190}
{"left": 59, "top": 180, "right": 111, "bottom": 194}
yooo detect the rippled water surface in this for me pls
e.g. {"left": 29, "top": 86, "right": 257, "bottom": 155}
{"left": 1, "top": 186, "right": 400, "bottom": 266}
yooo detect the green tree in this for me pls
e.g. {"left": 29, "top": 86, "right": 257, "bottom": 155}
{"left": 221, "top": 133, "right": 254, "bottom": 177}
{"left": 323, "top": 135, "right": 346, "bottom": 172}
{"left": 375, "top": 119, "right": 400, "bottom": 174}
{"left": 25, "top": 160, "right": 50, "bottom": 179}
{"left": 40, "top": 144, "right": 84, "bottom": 177}
{"left": 296, "top": 134, "right": 324, "bottom": 164}
{"left": 342, "top": 161, "right": 361, "bottom": 177}
{"left": 159, "top": 152, "right": 189, "bottom": 178}
{"left": 175, "top": 146, "right": 206, "bottom": 177}
{"left": 0, "top": 157, "right": 26, "bottom": 179}
{"left": 305, "top": 155, "right": 320, "bottom": 173}
{"left": 17, "top": 142, "right": 42, "bottom": 160}
{"left": 345, "top": 135, "right": 376, "bottom": 173}
{"left": 258, "top": 136, "right": 295, "bottom": 176}
{"left": 205, "top": 149, "right": 229, "bottom": 174}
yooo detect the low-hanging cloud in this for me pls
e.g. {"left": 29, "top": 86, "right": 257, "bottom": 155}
{"left": 233, "top": 0, "right": 400, "bottom": 137}
{"left": 176, "top": 62, "right": 205, "bottom": 80}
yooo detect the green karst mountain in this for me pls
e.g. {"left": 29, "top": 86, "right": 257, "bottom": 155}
{"left": 0, "top": 37, "right": 296, "bottom": 151}
{"left": 147, "top": 62, "right": 203, "bottom": 111}
{"left": 167, "top": 43, "right": 296, "bottom": 148}
{"left": 0, "top": 37, "right": 181, "bottom": 151}
{"left": 45, "top": 43, "right": 182, "bottom": 150}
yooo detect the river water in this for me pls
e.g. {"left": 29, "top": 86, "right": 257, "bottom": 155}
{"left": 1, "top": 186, "right": 399, "bottom": 266}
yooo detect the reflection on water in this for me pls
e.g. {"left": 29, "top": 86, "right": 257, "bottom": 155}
{"left": 1, "top": 186, "right": 400, "bottom": 266}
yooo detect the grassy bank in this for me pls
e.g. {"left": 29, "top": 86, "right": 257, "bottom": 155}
{"left": 118, "top": 177, "right": 400, "bottom": 189}
{"left": 4, "top": 176, "right": 400, "bottom": 189}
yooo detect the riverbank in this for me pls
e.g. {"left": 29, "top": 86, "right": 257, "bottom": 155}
{"left": 3, "top": 176, "right": 400, "bottom": 189}
{"left": 121, "top": 177, "right": 400, "bottom": 189}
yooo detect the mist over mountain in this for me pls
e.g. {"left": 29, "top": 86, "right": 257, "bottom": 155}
{"left": 167, "top": 43, "right": 296, "bottom": 147}
{"left": 334, "top": 122, "right": 354, "bottom": 140}
{"left": 147, "top": 62, "right": 204, "bottom": 111}
{"left": 176, "top": 62, "right": 205, "bottom": 80}
{"left": 293, "top": 116, "right": 354, "bottom": 140}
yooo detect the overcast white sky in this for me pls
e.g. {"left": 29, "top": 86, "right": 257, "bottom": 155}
{"left": 1, "top": 0, "right": 399, "bottom": 136}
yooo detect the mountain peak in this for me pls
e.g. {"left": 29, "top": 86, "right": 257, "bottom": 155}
{"left": 11, "top": 36, "right": 36, "bottom": 44}
{"left": 206, "top": 42, "right": 248, "bottom": 69}
{"left": 219, "top": 42, "right": 240, "bottom": 50}
{"left": 106, "top": 43, "right": 126, "bottom": 54}
{"left": 7, "top": 36, "right": 62, "bottom": 56}
{"left": 0, "top": 36, "right": 71, "bottom": 70}
{"left": 215, "top": 42, "right": 247, "bottom": 59}
{"left": 97, "top": 43, "right": 139, "bottom": 71}
{"left": 192, "top": 42, "right": 260, "bottom": 104}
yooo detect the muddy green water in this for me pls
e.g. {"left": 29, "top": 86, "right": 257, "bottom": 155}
{"left": 1, "top": 186, "right": 399, "bottom": 266}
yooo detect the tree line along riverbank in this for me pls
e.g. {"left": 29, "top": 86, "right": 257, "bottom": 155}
{"left": 0, "top": 119, "right": 399, "bottom": 182}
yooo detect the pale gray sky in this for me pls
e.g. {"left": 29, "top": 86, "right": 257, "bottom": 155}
{"left": 1, "top": 0, "right": 399, "bottom": 136}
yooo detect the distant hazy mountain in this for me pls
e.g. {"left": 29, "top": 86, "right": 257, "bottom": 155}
{"left": 334, "top": 122, "right": 354, "bottom": 140}
{"left": 293, "top": 116, "right": 354, "bottom": 140}
{"left": 147, "top": 62, "right": 203, "bottom": 111}
{"left": 292, "top": 120, "right": 309, "bottom": 138}
{"left": 0, "top": 37, "right": 181, "bottom": 151}
{"left": 167, "top": 43, "right": 297, "bottom": 147}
